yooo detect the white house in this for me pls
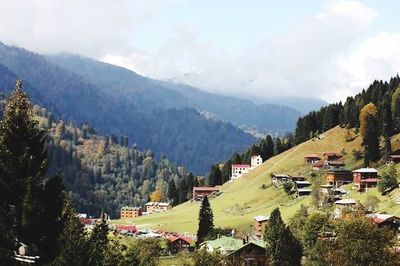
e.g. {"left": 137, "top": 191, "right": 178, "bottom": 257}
{"left": 251, "top": 155, "right": 263, "bottom": 169}
{"left": 231, "top": 164, "right": 250, "bottom": 180}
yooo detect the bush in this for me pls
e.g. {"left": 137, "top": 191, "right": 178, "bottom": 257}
{"left": 283, "top": 182, "right": 294, "bottom": 195}
{"left": 192, "top": 249, "right": 224, "bottom": 266}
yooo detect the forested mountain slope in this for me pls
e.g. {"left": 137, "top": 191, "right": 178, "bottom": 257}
{"left": 0, "top": 43, "right": 256, "bottom": 173}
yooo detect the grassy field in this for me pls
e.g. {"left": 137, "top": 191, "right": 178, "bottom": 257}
{"left": 111, "top": 127, "right": 400, "bottom": 233}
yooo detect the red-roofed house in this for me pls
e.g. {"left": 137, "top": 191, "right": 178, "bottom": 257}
{"left": 192, "top": 187, "right": 220, "bottom": 201}
{"left": 231, "top": 164, "right": 250, "bottom": 180}
{"left": 353, "top": 168, "right": 379, "bottom": 191}
{"left": 167, "top": 236, "right": 192, "bottom": 254}
{"left": 304, "top": 154, "right": 321, "bottom": 164}
{"left": 79, "top": 218, "right": 96, "bottom": 230}
{"left": 116, "top": 225, "right": 137, "bottom": 234}
{"left": 324, "top": 152, "right": 343, "bottom": 162}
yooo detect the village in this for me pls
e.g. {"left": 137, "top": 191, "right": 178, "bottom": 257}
{"left": 76, "top": 152, "right": 400, "bottom": 264}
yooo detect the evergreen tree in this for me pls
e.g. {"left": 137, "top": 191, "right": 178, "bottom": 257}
{"left": 264, "top": 208, "right": 302, "bottom": 266}
{"left": 381, "top": 94, "right": 393, "bottom": 160}
{"left": 391, "top": 86, "right": 400, "bottom": 133}
{"left": 360, "top": 103, "right": 380, "bottom": 164}
{"left": 208, "top": 164, "right": 222, "bottom": 186}
{"left": 221, "top": 160, "right": 232, "bottom": 184}
{"left": 54, "top": 198, "right": 89, "bottom": 265}
{"left": 0, "top": 81, "right": 65, "bottom": 262}
{"left": 167, "top": 179, "right": 179, "bottom": 206}
{"left": 88, "top": 212, "right": 109, "bottom": 266}
{"left": 196, "top": 196, "right": 214, "bottom": 246}
{"left": 274, "top": 138, "right": 285, "bottom": 155}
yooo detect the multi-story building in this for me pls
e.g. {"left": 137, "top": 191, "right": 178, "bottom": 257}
{"left": 120, "top": 206, "right": 142, "bottom": 219}
{"left": 231, "top": 164, "right": 250, "bottom": 180}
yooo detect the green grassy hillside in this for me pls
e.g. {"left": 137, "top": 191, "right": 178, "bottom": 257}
{"left": 113, "top": 127, "right": 400, "bottom": 233}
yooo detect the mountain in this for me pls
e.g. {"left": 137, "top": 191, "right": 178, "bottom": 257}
{"left": 0, "top": 43, "right": 255, "bottom": 174}
{"left": 262, "top": 96, "right": 328, "bottom": 114}
{"left": 46, "top": 53, "right": 302, "bottom": 133}
{"left": 120, "top": 126, "right": 400, "bottom": 233}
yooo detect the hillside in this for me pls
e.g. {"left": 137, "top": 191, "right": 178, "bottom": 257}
{"left": 46, "top": 53, "right": 302, "bottom": 133}
{"left": 115, "top": 126, "right": 400, "bottom": 233}
{"left": 0, "top": 43, "right": 256, "bottom": 174}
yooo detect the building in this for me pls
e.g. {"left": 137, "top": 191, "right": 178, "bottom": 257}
{"left": 312, "top": 161, "right": 324, "bottom": 170}
{"left": 389, "top": 155, "right": 400, "bottom": 164}
{"left": 254, "top": 215, "right": 269, "bottom": 239}
{"left": 251, "top": 155, "right": 263, "bottom": 168}
{"left": 231, "top": 164, "right": 251, "bottom": 180}
{"left": 167, "top": 236, "right": 192, "bottom": 254}
{"left": 272, "top": 174, "right": 290, "bottom": 185}
{"left": 226, "top": 242, "right": 268, "bottom": 266}
{"left": 304, "top": 154, "right": 321, "bottom": 164}
{"left": 79, "top": 218, "right": 96, "bottom": 230}
{"left": 333, "top": 198, "right": 356, "bottom": 219}
{"left": 200, "top": 236, "right": 243, "bottom": 255}
{"left": 120, "top": 206, "right": 142, "bottom": 219}
{"left": 367, "top": 213, "right": 400, "bottom": 235}
{"left": 294, "top": 180, "right": 312, "bottom": 197}
{"left": 352, "top": 168, "right": 379, "bottom": 191}
{"left": 145, "top": 202, "right": 172, "bottom": 214}
{"left": 192, "top": 186, "right": 220, "bottom": 201}
{"left": 116, "top": 225, "right": 137, "bottom": 236}
{"left": 291, "top": 176, "right": 306, "bottom": 182}
{"left": 324, "top": 152, "right": 343, "bottom": 162}
{"left": 326, "top": 168, "right": 352, "bottom": 188}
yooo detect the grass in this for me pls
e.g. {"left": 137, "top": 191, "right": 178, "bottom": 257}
{"left": 158, "top": 254, "right": 193, "bottom": 266}
{"left": 111, "top": 127, "right": 400, "bottom": 233}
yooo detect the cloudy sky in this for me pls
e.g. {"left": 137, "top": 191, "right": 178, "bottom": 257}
{"left": 0, "top": 0, "right": 399, "bottom": 103}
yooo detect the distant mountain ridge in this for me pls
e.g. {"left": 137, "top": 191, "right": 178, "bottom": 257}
{"left": 0, "top": 43, "right": 255, "bottom": 173}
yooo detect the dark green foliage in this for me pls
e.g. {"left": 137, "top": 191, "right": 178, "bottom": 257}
{"left": 88, "top": 212, "right": 110, "bottom": 265}
{"left": 264, "top": 208, "right": 303, "bottom": 266}
{"left": 196, "top": 196, "right": 214, "bottom": 246}
{"left": 193, "top": 249, "right": 224, "bottom": 266}
{"left": 288, "top": 205, "right": 309, "bottom": 240}
{"left": 295, "top": 76, "right": 400, "bottom": 146}
{"left": 0, "top": 82, "right": 65, "bottom": 263}
{"left": 303, "top": 213, "right": 331, "bottom": 254}
{"left": 360, "top": 103, "right": 380, "bottom": 164}
{"left": 208, "top": 164, "right": 222, "bottom": 186}
{"left": 54, "top": 197, "right": 90, "bottom": 265}
{"left": 282, "top": 182, "right": 293, "bottom": 195}
{"left": 124, "top": 239, "right": 161, "bottom": 266}
{"left": 168, "top": 179, "right": 179, "bottom": 206}
{"left": 378, "top": 166, "right": 398, "bottom": 194}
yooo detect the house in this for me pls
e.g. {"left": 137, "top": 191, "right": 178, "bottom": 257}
{"left": 79, "top": 218, "right": 96, "bottom": 230}
{"left": 304, "top": 154, "right": 321, "bottom": 164}
{"left": 192, "top": 186, "right": 220, "bottom": 201}
{"left": 254, "top": 215, "right": 269, "bottom": 239}
{"left": 116, "top": 225, "right": 137, "bottom": 235}
{"left": 226, "top": 241, "right": 268, "bottom": 266}
{"left": 272, "top": 174, "right": 290, "bottom": 185}
{"left": 389, "top": 155, "right": 400, "bottom": 164}
{"left": 251, "top": 155, "right": 263, "bottom": 168}
{"left": 327, "top": 160, "right": 345, "bottom": 167}
{"left": 167, "top": 236, "right": 192, "bottom": 254}
{"left": 333, "top": 198, "right": 356, "bottom": 219}
{"left": 352, "top": 168, "right": 379, "bottom": 191}
{"left": 326, "top": 168, "right": 352, "bottom": 188}
{"left": 145, "top": 202, "right": 172, "bottom": 214}
{"left": 120, "top": 206, "right": 142, "bottom": 219}
{"left": 312, "top": 161, "right": 324, "bottom": 170}
{"left": 294, "top": 180, "right": 312, "bottom": 197}
{"left": 200, "top": 236, "right": 243, "bottom": 255}
{"left": 231, "top": 164, "right": 251, "bottom": 180}
{"left": 367, "top": 213, "right": 400, "bottom": 234}
{"left": 320, "top": 184, "right": 334, "bottom": 194}
{"left": 324, "top": 152, "right": 343, "bottom": 162}
{"left": 291, "top": 176, "right": 306, "bottom": 182}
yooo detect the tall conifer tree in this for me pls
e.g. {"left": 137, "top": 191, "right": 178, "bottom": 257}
{"left": 196, "top": 196, "right": 214, "bottom": 246}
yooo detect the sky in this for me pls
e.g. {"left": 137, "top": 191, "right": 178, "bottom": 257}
{"left": 0, "top": 0, "right": 399, "bottom": 103}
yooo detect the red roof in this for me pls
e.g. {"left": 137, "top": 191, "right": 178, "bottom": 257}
{"left": 232, "top": 164, "right": 250, "bottom": 168}
{"left": 304, "top": 154, "right": 320, "bottom": 158}
{"left": 79, "top": 218, "right": 95, "bottom": 225}
{"left": 116, "top": 225, "right": 137, "bottom": 233}
{"left": 193, "top": 186, "right": 219, "bottom": 192}
{"left": 168, "top": 236, "right": 192, "bottom": 244}
{"left": 312, "top": 161, "right": 324, "bottom": 167}
{"left": 361, "top": 178, "right": 379, "bottom": 183}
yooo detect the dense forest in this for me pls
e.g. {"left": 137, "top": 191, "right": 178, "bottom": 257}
{"left": 0, "top": 94, "right": 198, "bottom": 218}
{"left": 295, "top": 76, "right": 400, "bottom": 163}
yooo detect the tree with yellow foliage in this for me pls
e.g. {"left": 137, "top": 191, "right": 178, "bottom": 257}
{"left": 359, "top": 103, "right": 380, "bottom": 165}
{"left": 150, "top": 190, "right": 164, "bottom": 202}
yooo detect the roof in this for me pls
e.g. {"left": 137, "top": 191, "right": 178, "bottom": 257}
{"left": 227, "top": 241, "right": 266, "bottom": 257}
{"left": 326, "top": 168, "right": 351, "bottom": 173}
{"left": 320, "top": 184, "right": 334, "bottom": 188}
{"left": 145, "top": 202, "right": 155, "bottom": 206}
{"left": 361, "top": 178, "right": 379, "bottom": 183}
{"left": 353, "top": 168, "right": 378, "bottom": 173}
{"left": 116, "top": 225, "right": 137, "bottom": 232}
{"left": 254, "top": 215, "right": 269, "bottom": 222}
{"left": 251, "top": 155, "right": 261, "bottom": 159}
{"left": 121, "top": 206, "right": 141, "bottom": 211}
{"left": 295, "top": 181, "right": 311, "bottom": 185}
{"left": 158, "top": 202, "right": 171, "bottom": 207}
{"left": 329, "top": 160, "right": 345, "bottom": 166}
{"left": 312, "top": 161, "right": 324, "bottom": 167}
{"left": 273, "top": 174, "right": 290, "bottom": 178}
{"left": 324, "top": 152, "right": 343, "bottom": 157}
{"left": 334, "top": 199, "right": 356, "bottom": 205}
{"left": 168, "top": 236, "right": 192, "bottom": 244}
{"left": 232, "top": 164, "right": 250, "bottom": 168}
{"left": 297, "top": 188, "right": 312, "bottom": 192}
{"left": 79, "top": 218, "right": 95, "bottom": 225}
{"left": 201, "top": 236, "right": 243, "bottom": 251}
{"left": 390, "top": 155, "right": 400, "bottom": 159}
{"left": 193, "top": 186, "right": 219, "bottom": 192}
{"left": 304, "top": 154, "right": 321, "bottom": 158}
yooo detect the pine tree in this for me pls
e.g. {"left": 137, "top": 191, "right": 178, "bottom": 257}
{"left": 264, "top": 208, "right": 302, "bottom": 266}
{"left": 391, "top": 86, "right": 400, "bottom": 133}
{"left": 0, "top": 81, "right": 65, "bottom": 262}
{"left": 88, "top": 211, "right": 109, "bottom": 266}
{"left": 381, "top": 94, "right": 393, "bottom": 160}
{"left": 360, "top": 103, "right": 380, "bottom": 164}
{"left": 208, "top": 164, "right": 222, "bottom": 186}
{"left": 167, "top": 179, "right": 179, "bottom": 206}
{"left": 196, "top": 196, "right": 214, "bottom": 246}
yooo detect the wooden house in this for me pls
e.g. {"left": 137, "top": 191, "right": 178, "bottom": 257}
{"left": 333, "top": 198, "right": 356, "bottom": 219}
{"left": 145, "top": 202, "right": 172, "bottom": 214}
{"left": 167, "top": 236, "right": 192, "bottom": 254}
{"left": 326, "top": 168, "right": 352, "bottom": 188}
{"left": 254, "top": 215, "right": 269, "bottom": 239}
{"left": 226, "top": 242, "right": 268, "bottom": 266}
{"left": 352, "top": 168, "right": 378, "bottom": 191}
{"left": 304, "top": 154, "right": 321, "bottom": 164}
{"left": 323, "top": 152, "right": 343, "bottom": 162}
{"left": 192, "top": 186, "right": 220, "bottom": 201}
{"left": 294, "top": 180, "right": 312, "bottom": 197}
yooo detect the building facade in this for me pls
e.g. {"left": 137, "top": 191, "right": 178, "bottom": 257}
{"left": 353, "top": 168, "right": 379, "bottom": 191}
{"left": 231, "top": 164, "right": 250, "bottom": 180}
{"left": 251, "top": 155, "right": 263, "bottom": 168}
{"left": 120, "top": 206, "right": 142, "bottom": 219}
{"left": 192, "top": 186, "right": 220, "bottom": 201}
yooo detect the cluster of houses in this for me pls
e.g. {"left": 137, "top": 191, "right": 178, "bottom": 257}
{"left": 119, "top": 202, "right": 172, "bottom": 219}
{"left": 272, "top": 174, "right": 312, "bottom": 197}
{"left": 231, "top": 155, "right": 263, "bottom": 181}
